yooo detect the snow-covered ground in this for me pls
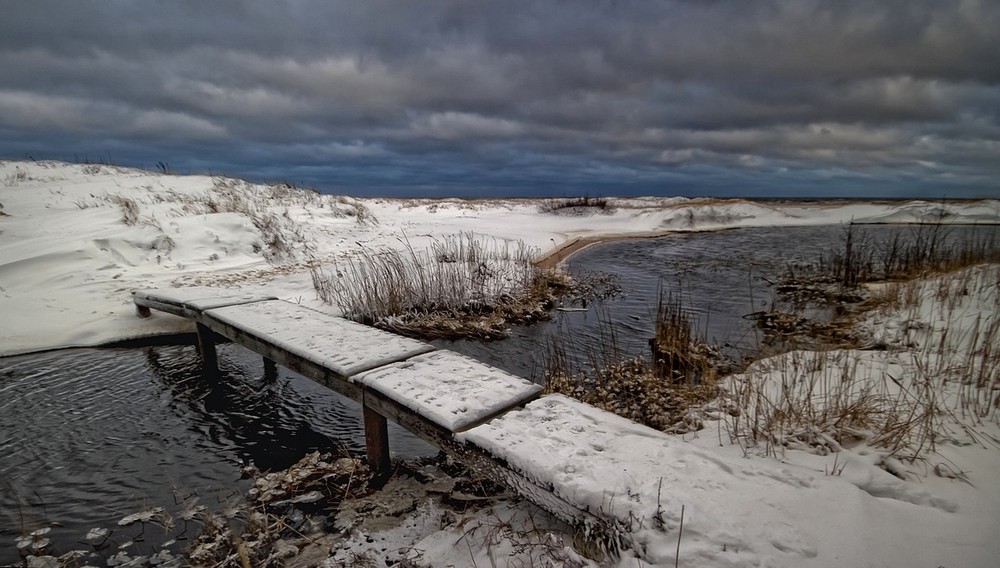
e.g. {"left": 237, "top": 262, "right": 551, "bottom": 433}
{"left": 2, "top": 160, "right": 999, "bottom": 567}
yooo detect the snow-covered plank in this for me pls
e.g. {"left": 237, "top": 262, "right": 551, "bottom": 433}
{"left": 133, "top": 287, "right": 277, "bottom": 315}
{"left": 204, "top": 300, "right": 435, "bottom": 377}
{"left": 353, "top": 350, "right": 542, "bottom": 432}
{"left": 458, "top": 394, "right": 703, "bottom": 522}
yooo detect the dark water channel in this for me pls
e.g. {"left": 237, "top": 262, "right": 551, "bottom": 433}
{"left": 2, "top": 223, "right": 997, "bottom": 563}
{"left": 442, "top": 223, "right": 1000, "bottom": 375}
{"left": 0, "top": 345, "right": 433, "bottom": 563}
{"left": 436, "top": 226, "right": 824, "bottom": 375}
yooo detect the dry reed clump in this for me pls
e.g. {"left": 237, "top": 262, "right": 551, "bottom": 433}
{"left": 311, "top": 232, "right": 572, "bottom": 339}
{"left": 538, "top": 196, "right": 614, "bottom": 215}
{"left": 726, "top": 264, "right": 1000, "bottom": 462}
{"left": 722, "top": 350, "right": 940, "bottom": 460}
{"left": 546, "top": 358, "right": 718, "bottom": 434}
{"left": 867, "top": 265, "right": 1000, "bottom": 423}
{"left": 649, "top": 295, "right": 725, "bottom": 384}
{"left": 2, "top": 166, "right": 29, "bottom": 186}
{"left": 779, "top": 222, "right": 1000, "bottom": 305}
{"left": 106, "top": 194, "right": 140, "bottom": 226}
{"left": 186, "top": 178, "right": 373, "bottom": 262}
{"left": 75, "top": 193, "right": 152, "bottom": 228}
{"left": 545, "top": 297, "right": 724, "bottom": 434}
{"left": 760, "top": 223, "right": 1000, "bottom": 461}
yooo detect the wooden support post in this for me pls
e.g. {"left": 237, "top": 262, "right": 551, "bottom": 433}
{"left": 263, "top": 357, "right": 278, "bottom": 381}
{"left": 363, "top": 402, "right": 391, "bottom": 480}
{"left": 136, "top": 304, "right": 151, "bottom": 318}
{"left": 195, "top": 322, "right": 219, "bottom": 378}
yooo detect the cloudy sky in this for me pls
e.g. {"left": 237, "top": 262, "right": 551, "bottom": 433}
{"left": 2, "top": 1, "right": 998, "bottom": 197}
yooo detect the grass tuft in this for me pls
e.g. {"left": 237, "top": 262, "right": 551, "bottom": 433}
{"left": 539, "top": 196, "right": 614, "bottom": 215}
{"left": 311, "top": 233, "right": 572, "bottom": 339}
{"left": 780, "top": 222, "right": 1000, "bottom": 304}
{"left": 727, "top": 264, "right": 1000, "bottom": 462}
{"left": 107, "top": 195, "right": 140, "bottom": 226}
{"left": 545, "top": 294, "right": 726, "bottom": 434}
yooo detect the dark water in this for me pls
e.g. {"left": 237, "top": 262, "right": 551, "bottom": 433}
{"left": 0, "top": 344, "right": 432, "bottom": 563}
{"left": 3, "top": 223, "right": 997, "bottom": 562}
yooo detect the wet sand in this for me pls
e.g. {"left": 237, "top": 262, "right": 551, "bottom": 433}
{"left": 534, "top": 231, "right": 680, "bottom": 269}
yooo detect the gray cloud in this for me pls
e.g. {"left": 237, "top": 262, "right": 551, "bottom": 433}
{"left": 1, "top": 0, "right": 998, "bottom": 196}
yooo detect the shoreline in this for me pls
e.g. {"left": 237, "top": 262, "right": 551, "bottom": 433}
{"left": 534, "top": 231, "right": 678, "bottom": 269}
{"left": 534, "top": 218, "right": 1000, "bottom": 269}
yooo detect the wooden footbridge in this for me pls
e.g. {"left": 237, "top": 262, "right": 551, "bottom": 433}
{"left": 133, "top": 288, "right": 667, "bottom": 546}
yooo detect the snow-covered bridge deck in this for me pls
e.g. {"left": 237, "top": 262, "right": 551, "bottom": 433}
{"left": 133, "top": 288, "right": 541, "bottom": 460}
{"left": 133, "top": 287, "right": 663, "bottom": 545}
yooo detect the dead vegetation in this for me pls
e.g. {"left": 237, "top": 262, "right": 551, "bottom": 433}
{"left": 744, "top": 309, "right": 859, "bottom": 349}
{"left": 545, "top": 224, "right": 1000, "bottom": 466}
{"left": 170, "top": 178, "right": 373, "bottom": 263}
{"left": 749, "top": 222, "right": 1000, "bottom": 357}
{"left": 106, "top": 194, "right": 141, "bottom": 226}
{"left": 734, "top": 224, "right": 1000, "bottom": 462}
{"left": 538, "top": 196, "right": 614, "bottom": 215}
{"left": 3, "top": 166, "right": 29, "bottom": 186}
{"left": 722, "top": 349, "right": 937, "bottom": 460}
{"left": 545, "top": 295, "right": 729, "bottom": 434}
{"left": 724, "top": 263, "right": 1000, "bottom": 464}
{"left": 12, "top": 451, "right": 583, "bottom": 568}
{"left": 778, "top": 221, "right": 1000, "bottom": 306}
{"left": 188, "top": 452, "right": 377, "bottom": 567}
{"left": 311, "top": 232, "right": 577, "bottom": 340}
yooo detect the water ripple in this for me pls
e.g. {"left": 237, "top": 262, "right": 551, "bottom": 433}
{"left": 0, "top": 344, "right": 432, "bottom": 561}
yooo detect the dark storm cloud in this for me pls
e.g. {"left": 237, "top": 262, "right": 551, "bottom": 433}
{"left": 1, "top": 0, "right": 998, "bottom": 196}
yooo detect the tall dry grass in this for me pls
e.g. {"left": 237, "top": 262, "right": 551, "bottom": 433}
{"left": 816, "top": 222, "right": 1000, "bottom": 290}
{"left": 726, "top": 264, "right": 1000, "bottom": 462}
{"left": 538, "top": 196, "right": 614, "bottom": 215}
{"left": 545, "top": 294, "right": 724, "bottom": 433}
{"left": 722, "top": 349, "right": 940, "bottom": 460}
{"left": 311, "top": 233, "right": 570, "bottom": 339}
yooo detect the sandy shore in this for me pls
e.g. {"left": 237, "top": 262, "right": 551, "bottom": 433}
{"left": 535, "top": 230, "right": 688, "bottom": 268}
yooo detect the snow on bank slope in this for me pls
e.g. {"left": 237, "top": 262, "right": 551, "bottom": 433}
{"left": 2, "top": 159, "right": 998, "bottom": 356}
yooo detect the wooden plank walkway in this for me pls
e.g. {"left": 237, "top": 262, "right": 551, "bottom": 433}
{"left": 132, "top": 288, "right": 642, "bottom": 547}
